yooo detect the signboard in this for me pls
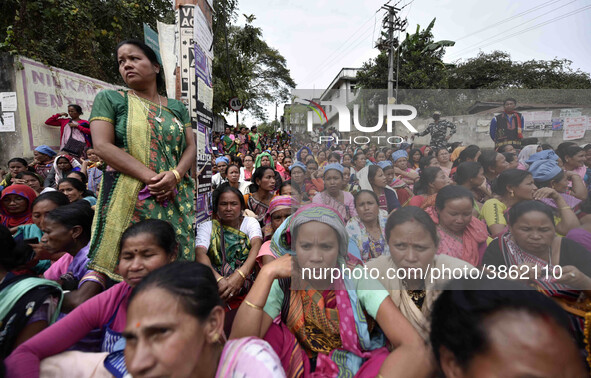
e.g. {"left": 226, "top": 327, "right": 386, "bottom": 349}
{"left": 521, "top": 111, "right": 553, "bottom": 131}
{"left": 194, "top": 4, "right": 213, "bottom": 128}
{"left": 196, "top": 122, "right": 212, "bottom": 194}
{"left": 193, "top": 3, "right": 214, "bottom": 59}
{"left": 177, "top": 5, "right": 197, "bottom": 123}
{"left": 563, "top": 117, "right": 587, "bottom": 140}
{"left": 229, "top": 97, "right": 244, "bottom": 111}
{"left": 15, "top": 57, "right": 117, "bottom": 152}
{"left": 0, "top": 112, "right": 15, "bottom": 132}
{"left": 143, "top": 23, "right": 161, "bottom": 64}
{"left": 195, "top": 193, "right": 212, "bottom": 225}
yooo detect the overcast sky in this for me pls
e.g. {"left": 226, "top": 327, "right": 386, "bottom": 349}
{"left": 228, "top": 0, "right": 591, "bottom": 125}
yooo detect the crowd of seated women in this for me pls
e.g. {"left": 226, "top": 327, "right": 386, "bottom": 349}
{"left": 2, "top": 134, "right": 591, "bottom": 377}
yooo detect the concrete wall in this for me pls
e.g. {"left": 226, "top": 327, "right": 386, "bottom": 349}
{"left": 0, "top": 54, "right": 26, "bottom": 167}
{"left": 408, "top": 109, "right": 591, "bottom": 150}
{"left": 0, "top": 54, "right": 117, "bottom": 166}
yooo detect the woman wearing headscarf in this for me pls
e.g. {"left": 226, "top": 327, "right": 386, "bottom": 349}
{"left": 392, "top": 150, "right": 419, "bottom": 187}
{"left": 43, "top": 154, "right": 82, "bottom": 189}
{"left": 312, "top": 163, "right": 357, "bottom": 223}
{"left": 212, "top": 156, "right": 230, "bottom": 189}
{"left": 357, "top": 165, "right": 400, "bottom": 213}
{"left": 0, "top": 184, "right": 37, "bottom": 229}
{"left": 255, "top": 152, "right": 274, "bottom": 169}
{"left": 31, "top": 145, "right": 57, "bottom": 180}
{"left": 231, "top": 205, "right": 431, "bottom": 377}
{"left": 257, "top": 195, "right": 293, "bottom": 266}
{"left": 379, "top": 161, "right": 414, "bottom": 207}
{"left": 516, "top": 144, "right": 541, "bottom": 170}
{"left": 450, "top": 145, "right": 466, "bottom": 163}
{"left": 295, "top": 146, "right": 312, "bottom": 163}
{"left": 289, "top": 162, "right": 308, "bottom": 200}
{"left": 255, "top": 152, "right": 283, "bottom": 192}
{"left": 529, "top": 159, "right": 586, "bottom": 210}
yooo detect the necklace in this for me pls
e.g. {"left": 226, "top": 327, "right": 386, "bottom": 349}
{"left": 131, "top": 91, "right": 163, "bottom": 123}
{"left": 402, "top": 279, "right": 426, "bottom": 309}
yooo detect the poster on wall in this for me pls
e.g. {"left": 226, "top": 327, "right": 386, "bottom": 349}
{"left": 560, "top": 108, "right": 582, "bottom": 119}
{"left": 194, "top": 3, "right": 214, "bottom": 129}
{"left": 195, "top": 193, "right": 212, "bottom": 226}
{"left": 551, "top": 118, "right": 563, "bottom": 131}
{"left": 0, "top": 92, "right": 17, "bottom": 111}
{"left": 563, "top": 117, "right": 587, "bottom": 140}
{"left": 15, "top": 57, "right": 117, "bottom": 152}
{"left": 196, "top": 122, "right": 212, "bottom": 194}
{"left": 177, "top": 5, "right": 197, "bottom": 123}
{"left": 521, "top": 111, "right": 553, "bottom": 131}
{"left": 0, "top": 112, "right": 15, "bottom": 132}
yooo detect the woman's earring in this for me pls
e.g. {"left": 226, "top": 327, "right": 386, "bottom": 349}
{"left": 211, "top": 333, "right": 219, "bottom": 343}
{"left": 510, "top": 191, "right": 515, "bottom": 198}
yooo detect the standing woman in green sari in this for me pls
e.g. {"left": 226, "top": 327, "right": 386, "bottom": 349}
{"left": 223, "top": 126, "right": 238, "bottom": 155}
{"left": 89, "top": 40, "right": 196, "bottom": 280}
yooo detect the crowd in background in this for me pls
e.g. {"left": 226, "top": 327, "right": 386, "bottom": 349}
{"left": 2, "top": 76, "right": 591, "bottom": 377}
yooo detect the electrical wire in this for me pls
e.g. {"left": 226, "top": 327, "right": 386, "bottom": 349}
{"left": 300, "top": 20, "right": 378, "bottom": 87}
{"left": 448, "top": 3, "right": 591, "bottom": 59}
{"left": 448, "top": 0, "right": 579, "bottom": 59}
{"left": 454, "top": 0, "right": 566, "bottom": 43}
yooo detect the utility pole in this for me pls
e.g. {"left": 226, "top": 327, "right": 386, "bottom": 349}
{"left": 378, "top": 3, "right": 407, "bottom": 104}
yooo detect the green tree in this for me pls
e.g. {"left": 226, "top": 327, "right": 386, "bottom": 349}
{"left": 357, "top": 18, "right": 454, "bottom": 91}
{"left": 0, "top": 0, "right": 174, "bottom": 85}
{"left": 212, "top": 13, "right": 296, "bottom": 121}
{"left": 448, "top": 50, "right": 591, "bottom": 89}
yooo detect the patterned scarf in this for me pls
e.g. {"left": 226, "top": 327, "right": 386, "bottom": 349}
{"left": 0, "top": 184, "right": 37, "bottom": 228}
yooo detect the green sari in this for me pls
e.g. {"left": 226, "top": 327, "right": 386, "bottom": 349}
{"left": 209, "top": 219, "right": 255, "bottom": 309}
{"left": 88, "top": 90, "right": 196, "bottom": 280}
{"left": 222, "top": 134, "right": 237, "bottom": 155}
{"left": 249, "top": 132, "right": 261, "bottom": 151}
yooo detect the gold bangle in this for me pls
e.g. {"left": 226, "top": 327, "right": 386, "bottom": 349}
{"left": 236, "top": 269, "right": 246, "bottom": 279}
{"left": 216, "top": 276, "right": 224, "bottom": 283}
{"left": 243, "top": 299, "right": 263, "bottom": 311}
{"left": 560, "top": 206, "right": 571, "bottom": 210}
{"left": 171, "top": 169, "right": 181, "bottom": 184}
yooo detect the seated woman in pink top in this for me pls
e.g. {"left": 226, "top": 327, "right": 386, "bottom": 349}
{"left": 40, "top": 202, "right": 105, "bottom": 314}
{"left": 5, "top": 219, "right": 177, "bottom": 377}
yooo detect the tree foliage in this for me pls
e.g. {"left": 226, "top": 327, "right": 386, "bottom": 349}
{"left": 0, "top": 0, "right": 174, "bottom": 85}
{"left": 212, "top": 10, "right": 296, "bottom": 121}
{"left": 1, "top": 0, "right": 295, "bottom": 121}
{"left": 357, "top": 18, "right": 454, "bottom": 91}
{"left": 448, "top": 50, "right": 591, "bottom": 89}
{"left": 355, "top": 18, "right": 591, "bottom": 118}
{"left": 357, "top": 18, "right": 591, "bottom": 93}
